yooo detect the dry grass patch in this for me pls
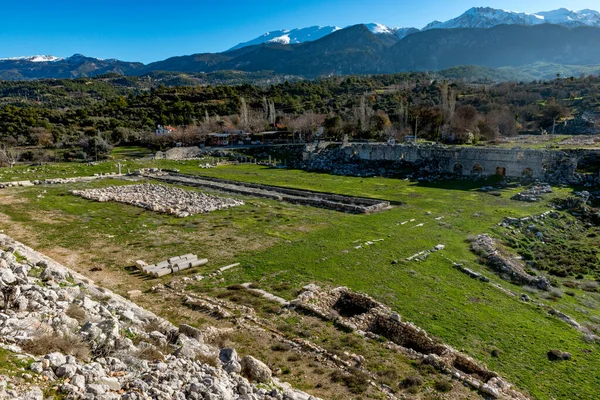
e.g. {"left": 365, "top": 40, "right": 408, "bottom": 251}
{"left": 66, "top": 304, "right": 86, "bottom": 324}
{"left": 22, "top": 333, "right": 89, "bottom": 360}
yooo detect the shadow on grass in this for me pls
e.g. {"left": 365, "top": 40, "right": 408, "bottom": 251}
{"left": 410, "top": 176, "right": 521, "bottom": 192}
{"left": 124, "top": 265, "right": 156, "bottom": 281}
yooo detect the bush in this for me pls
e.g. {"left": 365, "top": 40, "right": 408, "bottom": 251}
{"left": 400, "top": 375, "right": 423, "bottom": 388}
{"left": 434, "top": 378, "right": 453, "bottom": 392}
{"left": 63, "top": 150, "right": 86, "bottom": 161}
{"left": 330, "top": 368, "right": 369, "bottom": 394}
{"left": 270, "top": 343, "right": 291, "bottom": 352}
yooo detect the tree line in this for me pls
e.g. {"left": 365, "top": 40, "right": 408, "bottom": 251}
{"left": 0, "top": 72, "right": 598, "bottom": 161}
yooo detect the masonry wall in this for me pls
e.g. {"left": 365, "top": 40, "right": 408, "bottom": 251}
{"left": 301, "top": 143, "right": 600, "bottom": 180}
{"left": 335, "top": 144, "right": 550, "bottom": 178}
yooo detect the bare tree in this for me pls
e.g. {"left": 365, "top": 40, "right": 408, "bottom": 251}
{"left": 263, "top": 97, "right": 276, "bottom": 125}
{"left": 239, "top": 97, "right": 249, "bottom": 130}
{"left": 286, "top": 112, "right": 325, "bottom": 141}
{"left": 0, "top": 144, "right": 19, "bottom": 168}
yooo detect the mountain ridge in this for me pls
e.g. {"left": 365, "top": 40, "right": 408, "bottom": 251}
{"left": 3, "top": 7, "right": 600, "bottom": 82}
{"left": 229, "top": 7, "right": 600, "bottom": 50}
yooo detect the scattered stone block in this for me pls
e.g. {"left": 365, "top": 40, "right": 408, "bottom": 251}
{"left": 547, "top": 349, "right": 571, "bottom": 361}
{"left": 127, "top": 290, "right": 142, "bottom": 299}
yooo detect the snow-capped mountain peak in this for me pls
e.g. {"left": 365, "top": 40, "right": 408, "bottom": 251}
{"left": 229, "top": 26, "right": 341, "bottom": 51}
{"left": 423, "top": 7, "right": 600, "bottom": 30}
{"left": 365, "top": 23, "right": 394, "bottom": 35}
{"left": 0, "top": 55, "right": 63, "bottom": 62}
{"left": 230, "top": 23, "right": 418, "bottom": 51}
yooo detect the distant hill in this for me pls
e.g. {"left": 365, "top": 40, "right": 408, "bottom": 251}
{"left": 0, "top": 54, "right": 143, "bottom": 80}
{"left": 389, "top": 24, "right": 600, "bottom": 71}
{"left": 3, "top": 23, "right": 600, "bottom": 82}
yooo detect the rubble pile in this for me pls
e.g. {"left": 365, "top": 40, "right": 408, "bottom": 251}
{"left": 0, "top": 234, "right": 319, "bottom": 400}
{"left": 71, "top": 184, "right": 244, "bottom": 217}
{"left": 511, "top": 184, "right": 553, "bottom": 202}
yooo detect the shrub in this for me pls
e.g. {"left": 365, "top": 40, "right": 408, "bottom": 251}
{"left": 330, "top": 368, "right": 369, "bottom": 394}
{"left": 271, "top": 343, "right": 291, "bottom": 352}
{"left": 434, "top": 378, "right": 453, "bottom": 392}
{"left": 400, "top": 375, "right": 424, "bottom": 388}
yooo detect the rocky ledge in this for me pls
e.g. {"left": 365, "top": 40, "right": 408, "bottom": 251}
{"left": 0, "top": 234, "right": 318, "bottom": 400}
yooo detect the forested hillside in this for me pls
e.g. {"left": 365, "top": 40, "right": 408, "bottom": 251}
{"left": 0, "top": 72, "right": 599, "bottom": 160}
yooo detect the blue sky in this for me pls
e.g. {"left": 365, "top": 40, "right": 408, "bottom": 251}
{"left": 1, "top": 0, "right": 598, "bottom": 63}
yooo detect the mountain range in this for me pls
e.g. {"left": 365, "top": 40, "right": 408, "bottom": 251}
{"left": 229, "top": 7, "right": 600, "bottom": 49}
{"left": 2, "top": 7, "right": 600, "bottom": 82}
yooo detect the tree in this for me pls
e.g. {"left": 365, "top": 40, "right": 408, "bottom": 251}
{"left": 369, "top": 111, "right": 392, "bottom": 139}
{"left": 239, "top": 97, "right": 249, "bottom": 130}
{"left": 323, "top": 115, "right": 342, "bottom": 139}
{"left": 29, "top": 127, "right": 54, "bottom": 148}
{"left": 540, "top": 100, "right": 570, "bottom": 128}
{"left": 79, "top": 136, "right": 112, "bottom": 160}
{"left": 0, "top": 144, "right": 18, "bottom": 168}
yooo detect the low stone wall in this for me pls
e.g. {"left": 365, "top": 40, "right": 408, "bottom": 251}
{"left": 0, "top": 174, "right": 120, "bottom": 189}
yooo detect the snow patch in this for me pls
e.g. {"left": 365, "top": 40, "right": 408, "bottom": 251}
{"left": 0, "top": 55, "right": 63, "bottom": 62}
{"left": 267, "top": 34, "right": 291, "bottom": 45}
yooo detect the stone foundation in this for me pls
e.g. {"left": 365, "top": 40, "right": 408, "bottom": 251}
{"left": 291, "top": 285, "right": 529, "bottom": 400}
{"left": 144, "top": 172, "right": 391, "bottom": 214}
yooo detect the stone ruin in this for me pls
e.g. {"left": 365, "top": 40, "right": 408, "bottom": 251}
{"left": 71, "top": 184, "right": 244, "bottom": 217}
{"left": 143, "top": 172, "right": 391, "bottom": 214}
{"left": 0, "top": 234, "right": 319, "bottom": 400}
{"left": 301, "top": 142, "right": 600, "bottom": 184}
{"left": 138, "top": 254, "right": 208, "bottom": 278}
{"left": 510, "top": 184, "right": 553, "bottom": 202}
{"left": 470, "top": 234, "right": 551, "bottom": 290}
{"left": 290, "top": 285, "right": 529, "bottom": 400}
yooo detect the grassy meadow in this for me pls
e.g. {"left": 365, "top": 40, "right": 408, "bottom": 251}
{"left": 0, "top": 158, "right": 599, "bottom": 399}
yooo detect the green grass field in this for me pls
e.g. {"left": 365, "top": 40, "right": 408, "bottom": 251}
{"left": 0, "top": 162, "right": 599, "bottom": 399}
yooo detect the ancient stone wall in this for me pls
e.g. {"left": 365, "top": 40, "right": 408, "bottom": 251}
{"left": 302, "top": 142, "right": 600, "bottom": 181}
